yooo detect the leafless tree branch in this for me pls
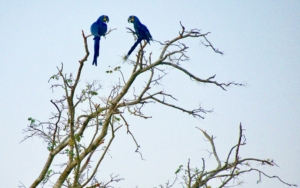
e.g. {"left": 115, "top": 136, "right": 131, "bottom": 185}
{"left": 23, "top": 22, "right": 286, "bottom": 188}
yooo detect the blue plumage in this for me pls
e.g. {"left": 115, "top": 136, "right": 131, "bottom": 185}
{"left": 126, "top": 16, "right": 152, "bottom": 59}
{"left": 90, "top": 15, "right": 109, "bottom": 66}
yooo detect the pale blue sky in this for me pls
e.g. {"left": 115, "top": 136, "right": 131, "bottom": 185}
{"left": 0, "top": 1, "right": 299, "bottom": 187}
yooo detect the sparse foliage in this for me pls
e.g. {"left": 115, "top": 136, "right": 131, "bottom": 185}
{"left": 155, "top": 124, "right": 297, "bottom": 188}
{"left": 20, "top": 23, "right": 295, "bottom": 188}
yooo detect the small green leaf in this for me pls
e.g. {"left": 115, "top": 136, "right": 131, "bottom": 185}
{"left": 88, "top": 91, "right": 98, "bottom": 96}
{"left": 47, "top": 169, "right": 52, "bottom": 175}
{"left": 74, "top": 134, "right": 83, "bottom": 142}
{"left": 49, "top": 75, "right": 59, "bottom": 80}
{"left": 28, "top": 117, "right": 35, "bottom": 125}
{"left": 175, "top": 165, "right": 183, "bottom": 174}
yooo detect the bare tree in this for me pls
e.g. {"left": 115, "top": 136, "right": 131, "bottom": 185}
{"left": 156, "top": 124, "right": 297, "bottom": 188}
{"left": 20, "top": 23, "right": 295, "bottom": 188}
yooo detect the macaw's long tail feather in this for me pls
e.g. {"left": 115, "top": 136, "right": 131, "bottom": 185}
{"left": 126, "top": 38, "right": 142, "bottom": 60}
{"left": 92, "top": 37, "right": 101, "bottom": 66}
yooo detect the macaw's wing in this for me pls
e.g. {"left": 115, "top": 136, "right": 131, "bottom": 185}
{"left": 141, "top": 24, "right": 152, "bottom": 42}
{"left": 135, "top": 23, "right": 152, "bottom": 44}
{"left": 98, "top": 22, "right": 108, "bottom": 36}
{"left": 90, "top": 22, "right": 99, "bottom": 36}
{"left": 91, "top": 22, "right": 107, "bottom": 37}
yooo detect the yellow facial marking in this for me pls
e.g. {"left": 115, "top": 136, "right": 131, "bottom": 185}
{"left": 104, "top": 16, "right": 106, "bottom": 21}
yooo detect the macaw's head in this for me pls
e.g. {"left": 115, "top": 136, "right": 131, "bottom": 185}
{"left": 128, "top": 15, "right": 139, "bottom": 23}
{"left": 98, "top": 15, "right": 109, "bottom": 23}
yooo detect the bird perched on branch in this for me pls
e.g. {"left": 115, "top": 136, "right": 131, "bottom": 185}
{"left": 125, "top": 15, "right": 152, "bottom": 60}
{"left": 90, "top": 15, "right": 109, "bottom": 66}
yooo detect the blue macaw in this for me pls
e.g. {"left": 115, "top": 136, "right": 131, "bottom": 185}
{"left": 90, "top": 15, "right": 109, "bottom": 66}
{"left": 125, "top": 16, "right": 152, "bottom": 60}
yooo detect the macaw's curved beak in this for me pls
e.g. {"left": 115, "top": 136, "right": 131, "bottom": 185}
{"left": 104, "top": 16, "right": 109, "bottom": 23}
{"left": 128, "top": 16, "right": 134, "bottom": 23}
